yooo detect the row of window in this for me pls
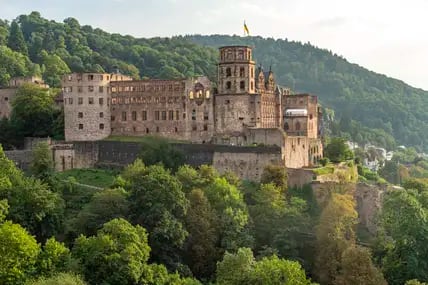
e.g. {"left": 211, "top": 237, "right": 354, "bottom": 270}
{"left": 67, "top": 74, "right": 109, "bottom": 81}
{"left": 78, "top": 112, "right": 104, "bottom": 119}
{"left": 222, "top": 67, "right": 254, "bottom": 78}
{"left": 78, "top": 123, "right": 104, "bottom": 130}
{"left": 111, "top": 96, "right": 187, "bottom": 105}
{"left": 224, "top": 80, "right": 254, "bottom": 91}
{"left": 76, "top": 124, "right": 208, "bottom": 132}
{"left": 63, "top": 86, "right": 108, "bottom": 93}
{"left": 220, "top": 50, "right": 251, "bottom": 61}
{"left": 111, "top": 84, "right": 183, "bottom": 93}
{"left": 65, "top": 97, "right": 105, "bottom": 105}
{"left": 113, "top": 110, "right": 210, "bottom": 122}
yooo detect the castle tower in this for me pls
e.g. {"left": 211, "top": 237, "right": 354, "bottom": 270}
{"left": 218, "top": 46, "right": 256, "bottom": 94}
{"left": 214, "top": 46, "right": 258, "bottom": 144}
{"left": 62, "top": 73, "right": 115, "bottom": 141}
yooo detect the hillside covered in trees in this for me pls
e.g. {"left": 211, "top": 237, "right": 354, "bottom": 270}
{"left": 1, "top": 12, "right": 428, "bottom": 150}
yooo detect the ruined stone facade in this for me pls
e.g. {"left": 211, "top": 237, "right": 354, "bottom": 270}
{"left": 0, "top": 76, "right": 48, "bottom": 119}
{"left": 62, "top": 45, "right": 323, "bottom": 168}
{"left": 110, "top": 77, "right": 213, "bottom": 143}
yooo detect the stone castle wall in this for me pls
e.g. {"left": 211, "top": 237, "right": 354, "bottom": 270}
{"left": 94, "top": 140, "right": 282, "bottom": 181}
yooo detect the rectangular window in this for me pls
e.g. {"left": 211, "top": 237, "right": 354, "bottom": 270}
{"left": 78, "top": 124, "right": 83, "bottom": 129}
{"left": 122, "top": 111, "right": 127, "bottom": 121}
{"left": 155, "top": 111, "right": 160, "bottom": 120}
{"left": 203, "top": 124, "right": 208, "bottom": 131}
{"left": 78, "top": 97, "right": 83, "bottom": 105}
{"left": 111, "top": 116, "right": 115, "bottom": 121}
{"left": 99, "top": 75, "right": 103, "bottom": 80}
{"left": 88, "top": 86, "right": 94, "bottom": 92}
{"left": 168, "top": 110, "right": 174, "bottom": 120}
{"left": 161, "top": 111, "right": 167, "bottom": 120}
{"left": 88, "top": 74, "right": 94, "bottom": 81}
{"left": 240, "top": 81, "right": 245, "bottom": 90}
{"left": 78, "top": 112, "right": 83, "bottom": 118}
{"left": 88, "top": 97, "right": 94, "bottom": 104}
{"left": 99, "top": 123, "right": 104, "bottom": 130}
{"left": 175, "top": 110, "right": 179, "bottom": 120}
{"left": 69, "top": 98, "right": 73, "bottom": 104}
{"left": 240, "top": 67, "right": 245, "bottom": 77}
{"left": 78, "top": 86, "right": 83, "bottom": 93}
{"left": 204, "top": 112, "right": 209, "bottom": 120}
{"left": 192, "top": 125, "right": 197, "bottom": 131}
{"left": 142, "top": 111, "right": 147, "bottom": 121}
{"left": 99, "top": 112, "right": 104, "bottom": 118}
{"left": 99, "top": 86, "right": 104, "bottom": 93}
{"left": 99, "top": 98, "right": 104, "bottom": 105}
{"left": 132, "top": 111, "right": 137, "bottom": 121}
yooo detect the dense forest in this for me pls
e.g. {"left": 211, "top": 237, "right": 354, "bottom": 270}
{"left": 2, "top": 136, "right": 428, "bottom": 284}
{"left": 1, "top": 12, "right": 428, "bottom": 150}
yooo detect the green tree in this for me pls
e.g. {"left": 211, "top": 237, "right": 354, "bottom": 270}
{"left": 36, "top": 237, "right": 71, "bottom": 277}
{"left": 249, "top": 183, "right": 286, "bottom": 250}
{"left": 40, "top": 50, "right": 70, "bottom": 87}
{"left": 314, "top": 193, "right": 357, "bottom": 284}
{"left": 6, "top": 177, "right": 64, "bottom": 242}
{"left": 406, "top": 280, "right": 428, "bottom": 285}
{"left": 333, "top": 246, "right": 386, "bottom": 285}
{"left": 324, "top": 137, "right": 354, "bottom": 163}
{"left": 10, "top": 83, "right": 56, "bottom": 139}
{"left": 216, "top": 248, "right": 315, "bottom": 285}
{"left": 376, "top": 189, "right": 428, "bottom": 285}
{"left": 139, "top": 138, "right": 184, "bottom": 172}
{"left": 125, "top": 164, "right": 189, "bottom": 269}
{"left": 73, "top": 218, "right": 151, "bottom": 285}
{"left": 184, "top": 189, "right": 219, "bottom": 279}
{"left": 0, "top": 199, "right": 8, "bottom": 222}
{"left": 25, "top": 273, "right": 87, "bottom": 285}
{"left": 0, "top": 221, "right": 40, "bottom": 285}
{"left": 216, "top": 247, "right": 254, "bottom": 285}
{"left": 71, "top": 187, "right": 129, "bottom": 236}
{"left": 30, "top": 142, "right": 54, "bottom": 182}
{"left": 203, "top": 177, "right": 252, "bottom": 252}
{"left": 8, "top": 21, "right": 28, "bottom": 55}
{"left": 260, "top": 165, "right": 288, "bottom": 192}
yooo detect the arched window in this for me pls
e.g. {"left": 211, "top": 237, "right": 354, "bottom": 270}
{"left": 295, "top": 122, "right": 301, "bottom": 131}
{"left": 284, "top": 122, "right": 289, "bottom": 131}
{"left": 189, "top": 91, "right": 194, "bottom": 99}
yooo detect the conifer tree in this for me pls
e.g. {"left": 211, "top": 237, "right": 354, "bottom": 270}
{"left": 7, "top": 21, "right": 28, "bottom": 55}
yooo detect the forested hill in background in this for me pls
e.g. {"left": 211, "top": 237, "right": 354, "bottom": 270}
{"left": 185, "top": 35, "right": 428, "bottom": 151}
{"left": 1, "top": 12, "right": 428, "bottom": 151}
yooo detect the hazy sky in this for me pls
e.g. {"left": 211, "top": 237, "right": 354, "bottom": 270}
{"left": 1, "top": 0, "right": 427, "bottom": 89}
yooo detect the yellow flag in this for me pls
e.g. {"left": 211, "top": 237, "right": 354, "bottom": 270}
{"left": 244, "top": 21, "right": 250, "bottom": 36}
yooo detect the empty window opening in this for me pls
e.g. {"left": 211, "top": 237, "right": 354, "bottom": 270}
{"left": 240, "top": 67, "right": 245, "bottom": 77}
{"left": 240, "top": 81, "right": 245, "bottom": 90}
{"left": 226, "top": 81, "right": 231, "bottom": 90}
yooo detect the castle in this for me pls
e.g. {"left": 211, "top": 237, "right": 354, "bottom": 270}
{"left": 61, "top": 45, "right": 323, "bottom": 168}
